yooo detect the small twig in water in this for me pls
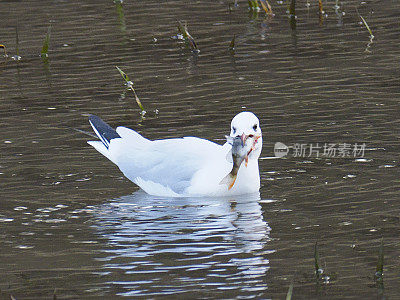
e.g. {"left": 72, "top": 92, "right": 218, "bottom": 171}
{"left": 318, "top": 0, "right": 324, "bottom": 25}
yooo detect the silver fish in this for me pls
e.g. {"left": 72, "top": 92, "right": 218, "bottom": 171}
{"left": 220, "top": 135, "right": 253, "bottom": 190}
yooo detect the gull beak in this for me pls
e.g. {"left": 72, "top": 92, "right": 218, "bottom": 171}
{"left": 240, "top": 133, "right": 248, "bottom": 146}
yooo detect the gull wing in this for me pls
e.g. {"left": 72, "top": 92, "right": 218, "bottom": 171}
{"left": 110, "top": 128, "right": 228, "bottom": 194}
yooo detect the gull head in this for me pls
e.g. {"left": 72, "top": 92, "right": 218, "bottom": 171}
{"left": 229, "top": 111, "right": 262, "bottom": 159}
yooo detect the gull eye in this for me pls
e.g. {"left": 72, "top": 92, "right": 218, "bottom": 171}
{"left": 248, "top": 134, "right": 254, "bottom": 138}
{"left": 232, "top": 127, "right": 236, "bottom": 134}
{"left": 253, "top": 124, "right": 258, "bottom": 131}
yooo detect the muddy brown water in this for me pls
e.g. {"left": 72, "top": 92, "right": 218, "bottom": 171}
{"left": 1, "top": 0, "right": 399, "bottom": 299}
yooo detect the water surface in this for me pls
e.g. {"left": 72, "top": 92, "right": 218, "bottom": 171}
{"left": 1, "top": 0, "right": 399, "bottom": 298}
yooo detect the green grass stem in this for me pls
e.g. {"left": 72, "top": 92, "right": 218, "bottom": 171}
{"left": 115, "top": 66, "right": 145, "bottom": 113}
{"left": 41, "top": 26, "right": 51, "bottom": 58}
{"left": 375, "top": 238, "right": 384, "bottom": 280}
{"left": 15, "top": 24, "right": 19, "bottom": 57}
{"left": 248, "top": 0, "right": 260, "bottom": 11}
{"left": 114, "top": 0, "right": 127, "bottom": 34}
{"left": 314, "top": 241, "right": 321, "bottom": 279}
{"left": 229, "top": 35, "right": 236, "bottom": 52}
{"left": 177, "top": 21, "right": 199, "bottom": 53}
{"left": 286, "top": 282, "right": 294, "bottom": 300}
{"left": 356, "top": 9, "right": 374, "bottom": 38}
{"left": 289, "top": 0, "right": 296, "bottom": 30}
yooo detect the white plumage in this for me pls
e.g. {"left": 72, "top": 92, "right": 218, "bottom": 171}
{"left": 88, "top": 112, "right": 262, "bottom": 197}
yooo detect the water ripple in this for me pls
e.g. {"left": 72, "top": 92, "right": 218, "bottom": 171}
{"left": 92, "top": 191, "right": 271, "bottom": 296}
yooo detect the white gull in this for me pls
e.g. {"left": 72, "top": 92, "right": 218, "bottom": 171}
{"left": 87, "top": 111, "right": 262, "bottom": 197}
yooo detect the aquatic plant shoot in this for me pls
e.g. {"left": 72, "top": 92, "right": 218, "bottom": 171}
{"left": 259, "top": 0, "right": 274, "bottom": 16}
{"left": 229, "top": 34, "right": 236, "bottom": 52}
{"left": 358, "top": 12, "right": 374, "bottom": 38}
{"left": 177, "top": 21, "right": 199, "bottom": 53}
{"left": 248, "top": 0, "right": 260, "bottom": 11}
{"left": 314, "top": 241, "right": 322, "bottom": 279}
{"left": 289, "top": 0, "right": 296, "bottom": 30}
{"left": 0, "top": 44, "right": 7, "bottom": 57}
{"left": 286, "top": 283, "right": 293, "bottom": 300}
{"left": 375, "top": 238, "right": 384, "bottom": 281}
{"left": 115, "top": 66, "right": 145, "bottom": 114}
{"left": 41, "top": 26, "right": 51, "bottom": 59}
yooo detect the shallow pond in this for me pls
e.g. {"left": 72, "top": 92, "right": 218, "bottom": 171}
{"left": 1, "top": 0, "right": 399, "bottom": 298}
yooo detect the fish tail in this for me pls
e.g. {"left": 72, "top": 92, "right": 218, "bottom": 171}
{"left": 219, "top": 173, "right": 237, "bottom": 190}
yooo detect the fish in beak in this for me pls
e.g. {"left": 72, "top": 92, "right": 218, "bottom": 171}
{"left": 221, "top": 133, "right": 261, "bottom": 190}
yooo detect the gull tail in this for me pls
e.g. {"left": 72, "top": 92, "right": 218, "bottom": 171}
{"left": 219, "top": 173, "right": 237, "bottom": 190}
{"left": 88, "top": 115, "right": 121, "bottom": 164}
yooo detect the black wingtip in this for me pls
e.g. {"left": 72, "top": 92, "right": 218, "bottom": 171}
{"left": 89, "top": 115, "right": 121, "bottom": 148}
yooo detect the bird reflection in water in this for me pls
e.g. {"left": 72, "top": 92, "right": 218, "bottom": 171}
{"left": 91, "top": 191, "right": 273, "bottom": 297}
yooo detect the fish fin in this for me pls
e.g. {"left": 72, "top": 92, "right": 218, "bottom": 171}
{"left": 219, "top": 173, "right": 237, "bottom": 190}
{"left": 228, "top": 176, "right": 237, "bottom": 190}
{"left": 225, "top": 149, "right": 233, "bottom": 163}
